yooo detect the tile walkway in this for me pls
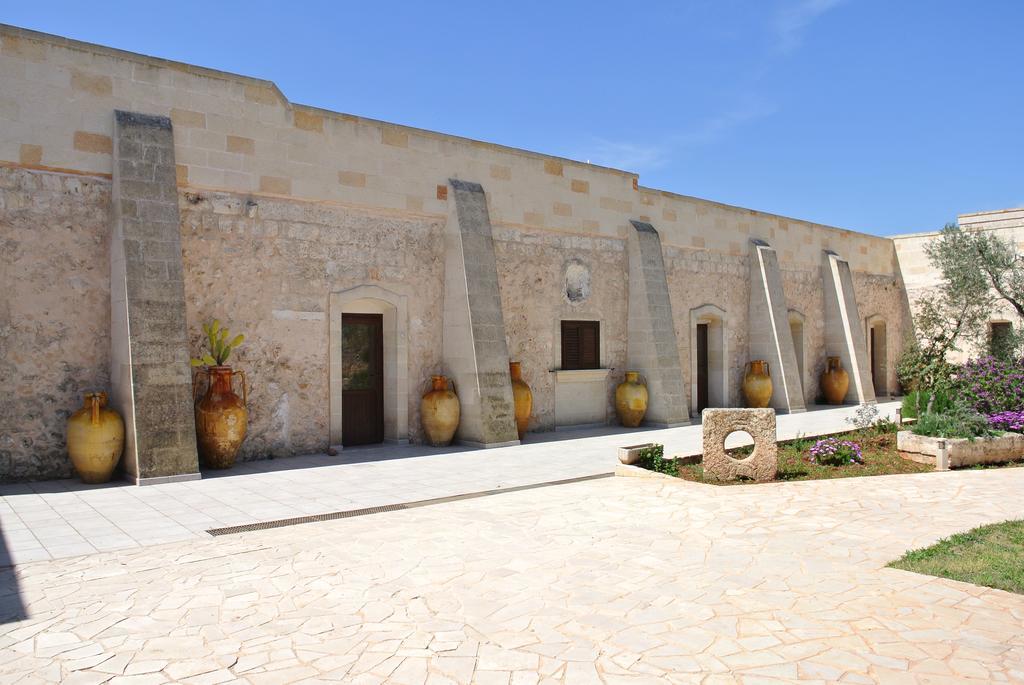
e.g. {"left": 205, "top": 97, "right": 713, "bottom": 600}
{"left": 0, "top": 403, "right": 899, "bottom": 565}
{"left": 0, "top": 464, "right": 1022, "bottom": 683}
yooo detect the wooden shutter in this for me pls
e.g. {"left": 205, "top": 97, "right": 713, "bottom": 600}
{"left": 561, "top": 321, "right": 600, "bottom": 370}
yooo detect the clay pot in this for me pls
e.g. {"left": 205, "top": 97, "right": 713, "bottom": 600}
{"left": 509, "top": 361, "right": 532, "bottom": 439}
{"left": 194, "top": 366, "right": 248, "bottom": 469}
{"left": 615, "top": 372, "right": 649, "bottom": 427}
{"left": 67, "top": 392, "right": 124, "bottom": 484}
{"left": 421, "top": 375, "right": 460, "bottom": 447}
{"left": 821, "top": 356, "right": 850, "bottom": 405}
{"left": 742, "top": 360, "right": 773, "bottom": 408}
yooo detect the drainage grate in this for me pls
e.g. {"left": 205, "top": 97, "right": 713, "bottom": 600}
{"left": 205, "top": 472, "right": 613, "bottom": 537}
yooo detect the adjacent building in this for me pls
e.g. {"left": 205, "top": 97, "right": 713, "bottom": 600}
{"left": 892, "top": 207, "right": 1024, "bottom": 363}
{"left": 0, "top": 25, "right": 910, "bottom": 482}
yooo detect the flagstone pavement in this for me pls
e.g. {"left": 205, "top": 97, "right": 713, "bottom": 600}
{"left": 1, "top": 465, "right": 1023, "bottom": 683}
{"left": 0, "top": 403, "right": 900, "bottom": 565}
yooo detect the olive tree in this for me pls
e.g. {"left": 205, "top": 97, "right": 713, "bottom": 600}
{"left": 898, "top": 223, "right": 1024, "bottom": 409}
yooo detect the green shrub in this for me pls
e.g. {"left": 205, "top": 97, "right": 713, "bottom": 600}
{"left": 902, "top": 389, "right": 953, "bottom": 419}
{"left": 635, "top": 444, "right": 677, "bottom": 476}
{"left": 911, "top": 406, "right": 997, "bottom": 440}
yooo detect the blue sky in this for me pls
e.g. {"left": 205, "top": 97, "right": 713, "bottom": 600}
{"left": 5, "top": 1, "right": 1022, "bottom": 235}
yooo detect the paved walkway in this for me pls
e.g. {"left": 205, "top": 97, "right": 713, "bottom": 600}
{"left": 0, "top": 403, "right": 899, "bottom": 565}
{"left": 1, "top": 466, "right": 1022, "bottom": 683}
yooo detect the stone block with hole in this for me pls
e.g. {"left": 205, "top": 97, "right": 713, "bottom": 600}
{"left": 702, "top": 408, "right": 777, "bottom": 482}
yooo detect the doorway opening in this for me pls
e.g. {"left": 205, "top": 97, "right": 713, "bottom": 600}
{"left": 341, "top": 313, "right": 384, "bottom": 446}
{"left": 690, "top": 304, "right": 728, "bottom": 417}
{"left": 329, "top": 285, "right": 410, "bottom": 449}
{"left": 866, "top": 316, "right": 887, "bottom": 397}
{"left": 696, "top": 323, "right": 709, "bottom": 412}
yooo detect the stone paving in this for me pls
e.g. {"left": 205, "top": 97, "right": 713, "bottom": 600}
{"left": 0, "top": 403, "right": 899, "bottom": 564}
{"left": 1, "top": 465, "right": 1023, "bottom": 683}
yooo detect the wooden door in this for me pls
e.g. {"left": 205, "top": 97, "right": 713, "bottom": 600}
{"left": 341, "top": 313, "right": 384, "bottom": 446}
{"left": 696, "top": 323, "right": 709, "bottom": 412}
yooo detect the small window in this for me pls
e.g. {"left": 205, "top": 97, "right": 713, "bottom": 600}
{"left": 561, "top": 320, "right": 600, "bottom": 370}
{"left": 991, "top": 321, "right": 1013, "bottom": 357}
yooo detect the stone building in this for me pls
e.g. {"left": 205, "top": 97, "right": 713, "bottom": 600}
{"left": 0, "top": 25, "right": 910, "bottom": 483}
{"left": 892, "top": 207, "right": 1024, "bottom": 363}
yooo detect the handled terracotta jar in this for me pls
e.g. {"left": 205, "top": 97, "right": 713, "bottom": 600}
{"left": 509, "top": 361, "right": 532, "bottom": 439}
{"left": 615, "top": 371, "right": 649, "bottom": 427}
{"left": 67, "top": 392, "right": 124, "bottom": 484}
{"left": 421, "top": 375, "right": 460, "bottom": 446}
{"left": 742, "top": 360, "right": 773, "bottom": 408}
{"left": 194, "top": 366, "right": 248, "bottom": 469}
{"left": 821, "top": 356, "right": 850, "bottom": 405}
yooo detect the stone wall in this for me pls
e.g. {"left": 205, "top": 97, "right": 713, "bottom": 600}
{"left": 494, "top": 226, "right": 628, "bottom": 431}
{"left": 0, "top": 166, "right": 111, "bottom": 479}
{"left": 893, "top": 207, "right": 1024, "bottom": 364}
{"left": 178, "top": 190, "right": 445, "bottom": 459}
{"left": 0, "top": 24, "right": 916, "bottom": 480}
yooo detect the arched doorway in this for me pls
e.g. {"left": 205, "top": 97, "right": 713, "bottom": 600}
{"left": 690, "top": 304, "right": 728, "bottom": 417}
{"left": 329, "top": 285, "right": 409, "bottom": 448}
{"left": 865, "top": 315, "right": 887, "bottom": 397}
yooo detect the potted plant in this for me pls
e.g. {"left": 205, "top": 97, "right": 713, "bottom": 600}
{"left": 190, "top": 320, "right": 248, "bottom": 469}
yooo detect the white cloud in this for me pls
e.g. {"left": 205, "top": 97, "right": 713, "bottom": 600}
{"left": 579, "top": 97, "right": 778, "bottom": 173}
{"left": 773, "top": 0, "right": 846, "bottom": 54}
{"left": 584, "top": 139, "right": 670, "bottom": 172}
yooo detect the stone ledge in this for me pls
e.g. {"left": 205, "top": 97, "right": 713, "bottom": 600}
{"left": 553, "top": 368, "right": 611, "bottom": 384}
{"left": 897, "top": 430, "right": 1024, "bottom": 469}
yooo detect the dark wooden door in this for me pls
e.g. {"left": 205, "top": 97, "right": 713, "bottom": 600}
{"left": 341, "top": 313, "right": 384, "bottom": 446}
{"left": 869, "top": 326, "right": 879, "bottom": 394}
{"left": 696, "top": 323, "right": 709, "bottom": 412}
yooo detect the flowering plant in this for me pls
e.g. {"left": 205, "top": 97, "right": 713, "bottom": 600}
{"left": 987, "top": 410, "right": 1024, "bottom": 433}
{"left": 955, "top": 356, "right": 1024, "bottom": 415}
{"left": 808, "top": 437, "right": 863, "bottom": 466}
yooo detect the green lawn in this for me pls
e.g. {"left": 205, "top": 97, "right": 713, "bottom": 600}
{"left": 888, "top": 520, "right": 1024, "bottom": 595}
{"left": 673, "top": 428, "right": 933, "bottom": 485}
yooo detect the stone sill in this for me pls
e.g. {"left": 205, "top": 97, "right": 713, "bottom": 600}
{"left": 553, "top": 368, "right": 611, "bottom": 384}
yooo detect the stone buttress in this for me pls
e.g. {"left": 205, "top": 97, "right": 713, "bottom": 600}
{"left": 110, "top": 110, "right": 200, "bottom": 483}
{"left": 441, "top": 179, "right": 520, "bottom": 446}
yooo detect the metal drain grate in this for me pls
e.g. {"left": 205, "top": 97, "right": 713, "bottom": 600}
{"left": 205, "top": 472, "right": 613, "bottom": 537}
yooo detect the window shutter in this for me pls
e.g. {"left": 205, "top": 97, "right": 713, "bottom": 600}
{"left": 561, "top": 321, "right": 600, "bottom": 370}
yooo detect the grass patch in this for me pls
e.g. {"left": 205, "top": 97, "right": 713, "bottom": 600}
{"left": 888, "top": 520, "right": 1024, "bottom": 594}
{"left": 674, "top": 427, "right": 933, "bottom": 485}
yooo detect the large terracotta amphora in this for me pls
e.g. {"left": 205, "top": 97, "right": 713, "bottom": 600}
{"left": 615, "top": 371, "right": 649, "bottom": 427}
{"left": 509, "top": 361, "right": 532, "bottom": 439}
{"left": 421, "top": 375, "right": 460, "bottom": 447}
{"left": 743, "top": 360, "right": 773, "bottom": 408}
{"left": 194, "top": 366, "right": 248, "bottom": 469}
{"left": 67, "top": 392, "right": 124, "bottom": 484}
{"left": 821, "top": 356, "right": 849, "bottom": 405}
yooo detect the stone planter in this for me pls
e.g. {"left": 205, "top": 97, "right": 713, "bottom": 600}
{"left": 897, "top": 430, "right": 1024, "bottom": 469}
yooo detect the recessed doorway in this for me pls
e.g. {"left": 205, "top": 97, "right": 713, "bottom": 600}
{"left": 341, "top": 313, "right": 384, "bottom": 446}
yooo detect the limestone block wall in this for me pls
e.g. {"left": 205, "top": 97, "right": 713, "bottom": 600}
{"left": 0, "top": 24, "right": 915, "bottom": 479}
{"left": 0, "top": 167, "right": 111, "bottom": 480}
{"left": 662, "top": 246, "right": 749, "bottom": 410}
{"left": 178, "top": 190, "right": 446, "bottom": 459}
{"left": 893, "top": 208, "right": 1024, "bottom": 364}
{"left": 492, "top": 227, "right": 628, "bottom": 431}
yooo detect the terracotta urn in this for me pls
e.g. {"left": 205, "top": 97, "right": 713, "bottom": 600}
{"left": 615, "top": 371, "right": 649, "bottom": 427}
{"left": 194, "top": 366, "right": 248, "bottom": 469}
{"left": 67, "top": 392, "right": 124, "bottom": 484}
{"left": 821, "top": 356, "right": 850, "bottom": 405}
{"left": 742, "top": 360, "right": 773, "bottom": 408}
{"left": 421, "top": 375, "right": 460, "bottom": 447}
{"left": 509, "top": 361, "right": 532, "bottom": 439}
